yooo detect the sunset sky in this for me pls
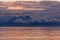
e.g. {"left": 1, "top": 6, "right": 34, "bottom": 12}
{"left": 0, "top": 0, "right": 60, "bottom": 2}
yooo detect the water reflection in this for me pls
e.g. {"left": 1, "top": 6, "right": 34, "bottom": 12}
{"left": 0, "top": 27, "right": 60, "bottom": 40}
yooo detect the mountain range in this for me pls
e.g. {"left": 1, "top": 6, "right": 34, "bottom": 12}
{"left": 0, "top": 1, "right": 60, "bottom": 22}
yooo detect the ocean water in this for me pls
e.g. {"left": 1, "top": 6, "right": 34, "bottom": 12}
{"left": 0, "top": 27, "right": 60, "bottom": 40}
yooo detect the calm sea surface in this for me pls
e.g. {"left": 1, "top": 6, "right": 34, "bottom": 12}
{"left": 0, "top": 27, "right": 60, "bottom": 40}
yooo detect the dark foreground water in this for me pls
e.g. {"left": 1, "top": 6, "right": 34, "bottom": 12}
{"left": 0, "top": 27, "right": 60, "bottom": 40}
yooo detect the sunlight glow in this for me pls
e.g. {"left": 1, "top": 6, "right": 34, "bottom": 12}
{"left": 0, "top": 0, "right": 60, "bottom": 2}
{"left": 0, "top": 0, "right": 41, "bottom": 2}
{"left": 7, "top": 6, "right": 24, "bottom": 10}
{"left": 24, "top": 8, "right": 45, "bottom": 10}
{"left": 0, "top": 0, "right": 16, "bottom": 2}
{"left": 7, "top": 6, "right": 45, "bottom": 11}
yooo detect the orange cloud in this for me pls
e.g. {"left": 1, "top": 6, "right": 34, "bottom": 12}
{"left": 7, "top": 6, "right": 24, "bottom": 10}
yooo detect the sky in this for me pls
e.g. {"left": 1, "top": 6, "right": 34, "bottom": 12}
{"left": 0, "top": 0, "right": 41, "bottom": 2}
{"left": 0, "top": 0, "right": 60, "bottom": 2}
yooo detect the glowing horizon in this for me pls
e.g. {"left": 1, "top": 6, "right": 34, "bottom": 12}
{"left": 0, "top": 0, "right": 60, "bottom": 2}
{"left": 0, "top": 0, "right": 41, "bottom": 2}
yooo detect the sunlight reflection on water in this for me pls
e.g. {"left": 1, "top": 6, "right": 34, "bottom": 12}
{"left": 0, "top": 27, "right": 60, "bottom": 40}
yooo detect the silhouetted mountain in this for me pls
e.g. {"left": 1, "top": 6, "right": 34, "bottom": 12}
{"left": 0, "top": 1, "right": 60, "bottom": 26}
